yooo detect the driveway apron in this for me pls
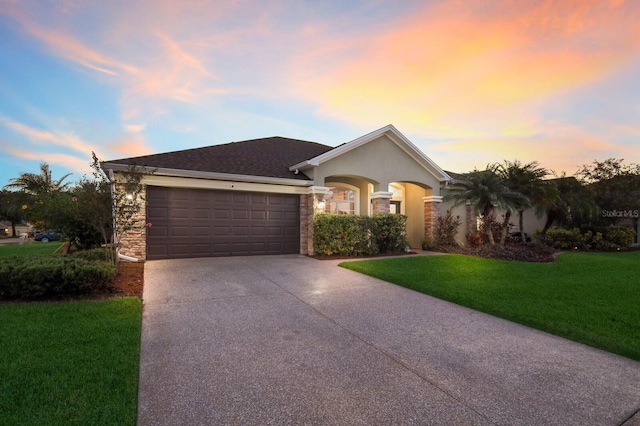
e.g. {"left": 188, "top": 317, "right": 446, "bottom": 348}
{"left": 138, "top": 255, "right": 640, "bottom": 425}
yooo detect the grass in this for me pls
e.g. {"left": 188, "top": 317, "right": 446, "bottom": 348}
{"left": 340, "top": 251, "right": 640, "bottom": 361}
{"left": 0, "top": 241, "right": 64, "bottom": 257}
{"left": 0, "top": 298, "right": 142, "bottom": 425}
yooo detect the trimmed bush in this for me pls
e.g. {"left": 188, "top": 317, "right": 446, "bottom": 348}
{"left": 73, "top": 247, "right": 115, "bottom": 262}
{"left": 313, "top": 214, "right": 377, "bottom": 256}
{"left": 370, "top": 214, "right": 409, "bottom": 253}
{"left": 313, "top": 213, "right": 408, "bottom": 256}
{"left": 539, "top": 227, "right": 587, "bottom": 249}
{"left": 0, "top": 255, "right": 116, "bottom": 299}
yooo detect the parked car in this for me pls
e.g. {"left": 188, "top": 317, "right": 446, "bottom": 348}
{"left": 34, "top": 231, "right": 62, "bottom": 242}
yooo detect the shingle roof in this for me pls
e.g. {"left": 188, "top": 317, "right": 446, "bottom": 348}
{"left": 105, "top": 137, "right": 334, "bottom": 180}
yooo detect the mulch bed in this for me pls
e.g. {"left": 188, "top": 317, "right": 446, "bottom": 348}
{"left": 311, "top": 251, "right": 417, "bottom": 260}
{"left": 440, "top": 243, "right": 560, "bottom": 262}
{"left": 108, "top": 261, "right": 145, "bottom": 298}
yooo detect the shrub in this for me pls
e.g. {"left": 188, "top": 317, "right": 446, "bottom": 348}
{"left": 73, "top": 247, "right": 115, "bottom": 262}
{"left": 0, "top": 255, "right": 116, "bottom": 299}
{"left": 370, "top": 214, "right": 409, "bottom": 253}
{"left": 603, "top": 225, "right": 635, "bottom": 248}
{"left": 538, "top": 227, "right": 587, "bottom": 249}
{"left": 466, "top": 233, "right": 483, "bottom": 247}
{"left": 313, "top": 214, "right": 377, "bottom": 256}
{"left": 539, "top": 225, "right": 635, "bottom": 251}
{"left": 434, "top": 210, "right": 461, "bottom": 247}
{"left": 421, "top": 237, "right": 435, "bottom": 251}
{"left": 313, "top": 213, "right": 408, "bottom": 256}
{"left": 478, "top": 215, "right": 503, "bottom": 244}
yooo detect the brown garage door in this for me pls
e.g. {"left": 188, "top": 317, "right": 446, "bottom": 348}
{"left": 146, "top": 186, "right": 300, "bottom": 260}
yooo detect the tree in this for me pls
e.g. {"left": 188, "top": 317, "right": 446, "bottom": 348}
{"left": 0, "top": 190, "right": 30, "bottom": 236}
{"left": 445, "top": 165, "right": 525, "bottom": 245}
{"left": 3, "top": 162, "right": 72, "bottom": 195}
{"left": 496, "top": 160, "right": 549, "bottom": 243}
{"left": 539, "top": 174, "right": 598, "bottom": 234}
{"left": 576, "top": 158, "right": 640, "bottom": 242}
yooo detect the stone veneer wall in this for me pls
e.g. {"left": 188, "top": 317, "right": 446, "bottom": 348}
{"left": 371, "top": 197, "right": 390, "bottom": 214}
{"left": 117, "top": 187, "right": 147, "bottom": 261}
{"left": 299, "top": 194, "right": 314, "bottom": 255}
{"left": 424, "top": 200, "right": 441, "bottom": 240}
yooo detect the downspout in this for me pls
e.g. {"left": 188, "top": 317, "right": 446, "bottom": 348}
{"left": 109, "top": 168, "right": 140, "bottom": 262}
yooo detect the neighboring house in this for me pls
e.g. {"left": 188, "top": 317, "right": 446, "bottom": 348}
{"left": 102, "top": 125, "right": 452, "bottom": 260}
{"left": 0, "top": 220, "right": 31, "bottom": 237}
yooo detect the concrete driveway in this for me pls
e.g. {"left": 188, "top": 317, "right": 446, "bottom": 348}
{"left": 138, "top": 255, "right": 640, "bottom": 425}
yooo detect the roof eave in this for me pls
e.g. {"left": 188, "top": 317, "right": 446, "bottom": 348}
{"left": 289, "top": 125, "right": 452, "bottom": 182}
{"left": 101, "top": 162, "right": 314, "bottom": 187}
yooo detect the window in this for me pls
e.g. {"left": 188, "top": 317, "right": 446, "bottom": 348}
{"left": 324, "top": 186, "right": 357, "bottom": 214}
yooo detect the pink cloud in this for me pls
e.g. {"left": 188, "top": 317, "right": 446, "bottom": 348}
{"left": 107, "top": 135, "right": 152, "bottom": 158}
{"left": 293, "top": 0, "right": 640, "bottom": 138}
{"left": 0, "top": 140, "right": 90, "bottom": 174}
{"left": 0, "top": 115, "right": 99, "bottom": 155}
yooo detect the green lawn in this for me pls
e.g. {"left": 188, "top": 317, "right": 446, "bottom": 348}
{"left": 0, "top": 241, "right": 64, "bottom": 257}
{"left": 0, "top": 298, "right": 141, "bottom": 425}
{"left": 340, "top": 251, "right": 640, "bottom": 361}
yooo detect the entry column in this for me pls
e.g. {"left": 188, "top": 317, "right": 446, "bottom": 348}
{"left": 300, "top": 186, "right": 330, "bottom": 255}
{"left": 423, "top": 196, "right": 443, "bottom": 241}
{"left": 371, "top": 191, "right": 393, "bottom": 214}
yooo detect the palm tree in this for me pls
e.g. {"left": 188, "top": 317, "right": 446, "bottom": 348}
{"left": 3, "top": 162, "right": 72, "bottom": 195}
{"left": 445, "top": 165, "right": 525, "bottom": 245}
{"left": 496, "top": 160, "right": 549, "bottom": 243}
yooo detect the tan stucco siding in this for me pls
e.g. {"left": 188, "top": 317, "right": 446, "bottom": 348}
{"left": 313, "top": 135, "right": 442, "bottom": 193}
{"left": 405, "top": 183, "right": 427, "bottom": 247}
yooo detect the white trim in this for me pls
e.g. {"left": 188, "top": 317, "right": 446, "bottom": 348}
{"left": 103, "top": 162, "right": 314, "bottom": 187}
{"left": 141, "top": 175, "right": 310, "bottom": 195}
{"left": 325, "top": 182, "right": 361, "bottom": 215}
{"left": 371, "top": 191, "right": 393, "bottom": 199}
{"left": 422, "top": 196, "right": 444, "bottom": 203}
{"left": 288, "top": 124, "right": 451, "bottom": 182}
{"left": 306, "top": 185, "right": 331, "bottom": 195}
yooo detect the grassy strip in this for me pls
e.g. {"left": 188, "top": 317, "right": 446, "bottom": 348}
{"left": 340, "top": 251, "right": 640, "bottom": 360}
{"left": 0, "top": 241, "right": 64, "bottom": 257}
{"left": 0, "top": 298, "right": 142, "bottom": 425}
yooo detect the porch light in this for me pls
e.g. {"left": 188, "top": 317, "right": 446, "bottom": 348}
{"left": 317, "top": 200, "right": 326, "bottom": 210}
{"left": 126, "top": 192, "right": 134, "bottom": 200}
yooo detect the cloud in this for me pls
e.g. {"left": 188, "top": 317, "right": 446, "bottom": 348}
{"left": 293, "top": 0, "right": 640, "bottom": 138}
{"left": 107, "top": 135, "right": 153, "bottom": 158}
{"left": 0, "top": 140, "right": 90, "bottom": 175}
{"left": 0, "top": 115, "right": 99, "bottom": 155}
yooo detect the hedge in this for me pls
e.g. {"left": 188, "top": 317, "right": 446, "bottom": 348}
{"left": 313, "top": 213, "right": 408, "bottom": 256}
{"left": 538, "top": 225, "right": 635, "bottom": 251}
{"left": 0, "top": 255, "right": 116, "bottom": 299}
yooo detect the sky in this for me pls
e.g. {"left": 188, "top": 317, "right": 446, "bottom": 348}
{"left": 1, "top": 0, "right": 639, "bottom": 187}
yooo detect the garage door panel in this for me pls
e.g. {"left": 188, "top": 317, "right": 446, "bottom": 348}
{"left": 213, "top": 209, "right": 230, "bottom": 219}
{"left": 193, "top": 209, "right": 210, "bottom": 219}
{"left": 146, "top": 187, "right": 299, "bottom": 259}
{"left": 171, "top": 227, "right": 190, "bottom": 237}
{"left": 193, "top": 226, "right": 210, "bottom": 236}
{"left": 170, "top": 209, "right": 190, "bottom": 219}
{"left": 233, "top": 210, "right": 249, "bottom": 220}
{"left": 251, "top": 210, "right": 266, "bottom": 220}
{"left": 148, "top": 207, "right": 168, "bottom": 219}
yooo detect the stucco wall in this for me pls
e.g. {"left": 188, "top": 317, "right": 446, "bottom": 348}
{"left": 313, "top": 135, "right": 442, "bottom": 193}
{"left": 405, "top": 183, "right": 427, "bottom": 247}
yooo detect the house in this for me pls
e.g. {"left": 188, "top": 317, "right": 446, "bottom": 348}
{"left": 0, "top": 220, "right": 31, "bottom": 237}
{"left": 102, "top": 125, "right": 458, "bottom": 261}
